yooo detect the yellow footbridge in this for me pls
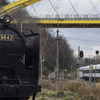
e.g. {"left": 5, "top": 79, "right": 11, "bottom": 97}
{"left": 36, "top": 19, "right": 100, "bottom": 28}
{"left": 0, "top": 0, "right": 41, "bottom": 17}
{"left": 1, "top": 0, "right": 100, "bottom": 28}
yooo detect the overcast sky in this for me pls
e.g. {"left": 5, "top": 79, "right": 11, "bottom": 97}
{"left": 9, "top": 0, "right": 100, "bottom": 58}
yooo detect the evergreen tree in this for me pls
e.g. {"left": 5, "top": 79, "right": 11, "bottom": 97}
{"left": 0, "top": 0, "right": 9, "bottom": 6}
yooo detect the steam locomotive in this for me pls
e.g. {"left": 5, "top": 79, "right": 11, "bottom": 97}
{"left": 0, "top": 15, "right": 41, "bottom": 100}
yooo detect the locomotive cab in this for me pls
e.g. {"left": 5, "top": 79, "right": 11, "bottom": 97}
{"left": 0, "top": 15, "right": 41, "bottom": 100}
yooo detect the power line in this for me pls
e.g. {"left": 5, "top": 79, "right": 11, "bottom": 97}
{"left": 67, "top": 0, "right": 79, "bottom": 14}
{"left": 55, "top": 0, "right": 62, "bottom": 8}
{"left": 32, "top": 2, "right": 40, "bottom": 14}
{"left": 52, "top": 0, "right": 62, "bottom": 14}
{"left": 65, "top": 36, "right": 100, "bottom": 43}
{"left": 89, "top": 0, "right": 100, "bottom": 14}
{"left": 48, "top": 0, "right": 59, "bottom": 15}
{"left": 50, "top": 30, "right": 100, "bottom": 43}
{"left": 47, "top": 0, "right": 57, "bottom": 14}
{"left": 26, "top": 3, "right": 39, "bottom": 17}
{"left": 71, "top": 0, "right": 80, "bottom": 14}
{"left": 67, "top": 0, "right": 80, "bottom": 14}
{"left": 51, "top": 30, "right": 100, "bottom": 43}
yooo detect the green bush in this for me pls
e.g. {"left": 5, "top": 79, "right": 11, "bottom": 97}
{"left": 64, "top": 91, "right": 73, "bottom": 96}
{"left": 64, "top": 96, "right": 71, "bottom": 100}
{"left": 57, "top": 91, "right": 66, "bottom": 97}
{"left": 39, "top": 97, "right": 47, "bottom": 100}
{"left": 41, "top": 91, "right": 47, "bottom": 96}
{"left": 47, "top": 91, "right": 57, "bottom": 97}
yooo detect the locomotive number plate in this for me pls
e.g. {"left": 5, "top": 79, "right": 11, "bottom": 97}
{"left": 0, "top": 34, "right": 14, "bottom": 41}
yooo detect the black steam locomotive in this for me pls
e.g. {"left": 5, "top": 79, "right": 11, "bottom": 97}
{"left": 0, "top": 15, "right": 41, "bottom": 100}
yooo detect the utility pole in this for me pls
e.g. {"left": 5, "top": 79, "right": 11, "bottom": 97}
{"left": 40, "top": 53, "right": 43, "bottom": 80}
{"left": 78, "top": 46, "right": 80, "bottom": 59}
{"left": 56, "top": 6, "right": 60, "bottom": 81}
{"left": 56, "top": 29, "right": 59, "bottom": 81}
{"left": 89, "top": 65, "right": 92, "bottom": 86}
{"left": 55, "top": 6, "right": 64, "bottom": 81}
{"left": 21, "top": 20, "right": 23, "bottom": 34}
{"left": 71, "top": 65, "right": 73, "bottom": 79}
{"left": 94, "top": 50, "right": 99, "bottom": 83}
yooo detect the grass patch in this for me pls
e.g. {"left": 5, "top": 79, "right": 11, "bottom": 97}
{"left": 36, "top": 89, "right": 81, "bottom": 100}
{"left": 37, "top": 79, "right": 100, "bottom": 100}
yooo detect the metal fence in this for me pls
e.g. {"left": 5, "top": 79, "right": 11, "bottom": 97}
{"left": 33, "top": 14, "right": 100, "bottom": 20}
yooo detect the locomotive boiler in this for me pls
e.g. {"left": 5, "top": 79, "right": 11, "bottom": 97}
{"left": 0, "top": 15, "right": 41, "bottom": 100}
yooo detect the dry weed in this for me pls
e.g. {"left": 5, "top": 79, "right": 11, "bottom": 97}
{"left": 39, "top": 79, "right": 100, "bottom": 100}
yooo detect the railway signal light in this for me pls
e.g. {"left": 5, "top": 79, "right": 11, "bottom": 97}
{"left": 80, "top": 50, "right": 84, "bottom": 58}
{"left": 96, "top": 50, "right": 99, "bottom": 54}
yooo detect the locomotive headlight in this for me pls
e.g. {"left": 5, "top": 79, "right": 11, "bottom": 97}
{"left": 3, "top": 15, "right": 12, "bottom": 24}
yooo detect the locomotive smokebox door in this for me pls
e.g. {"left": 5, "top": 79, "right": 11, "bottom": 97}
{"left": 0, "top": 27, "right": 25, "bottom": 68}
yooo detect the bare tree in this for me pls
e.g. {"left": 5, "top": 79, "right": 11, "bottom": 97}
{"left": 0, "top": 2, "right": 75, "bottom": 75}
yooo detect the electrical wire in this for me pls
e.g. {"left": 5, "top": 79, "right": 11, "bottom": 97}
{"left": 56, "top": 29, "right": 100, "bottom": 44}
{"left": 68, "top": 0, "right": 79, "bottom": 14}
{"left": 52, "top": 0, "right": 62, "bottom": 14}
{"left": 50, "top": 29, "right": 98, "bottom": 44}
{"left": 89, "top": 0, "right": 98, "bottom": 14}
{"left": 48, "top": 0, "right": 58, "bottom": 15}
{"left": 68, "top": 0, "right": 80, "bottom": 14}
{"left": 65, "top": 36, "right": 100, "bottom": 43}
{"left": 71, "top": 0, "right": 80, "bottom": 14}
{"left": 90, "top": 0, "right": 100, "bottom": 14}
{"left": 89, "top": 0, "right": 100, "bottom": 15}
{"left": 47, "top": 0, "right": 57, "bottom": 14}
{"left": 29, "top": 2, "right": 40, "bottom": 17}
{"left": 32, "top": 2, "right": 40, "bottom": 14}
{"left": 25, "top": 1, "right": 40, "bottom": 19}
{"left": 57, "top": 29, "right": 100, "bottom": 44}
{"left": 55, "top": 0, "right": 62, "bottom": 9}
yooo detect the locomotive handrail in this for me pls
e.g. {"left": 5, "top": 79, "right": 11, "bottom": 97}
{"left": 0, "top": 0, "right": 41, "bottom": 18}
